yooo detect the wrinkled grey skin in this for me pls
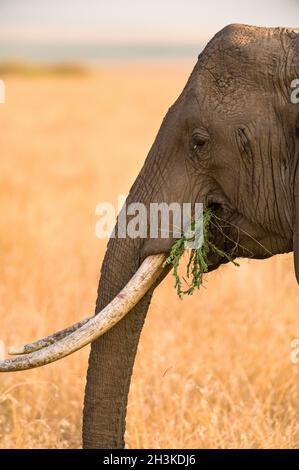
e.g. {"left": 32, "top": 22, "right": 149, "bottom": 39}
{"left": 83, "top": 24, "right": 299, "bottom": 448}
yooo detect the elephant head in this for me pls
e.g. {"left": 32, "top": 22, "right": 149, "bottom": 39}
{"left": 0, "top": 24, "right": 298, "bottom": 448}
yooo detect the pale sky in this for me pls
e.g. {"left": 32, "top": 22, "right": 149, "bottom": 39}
{"left": 0, "top": 0, "right": 298, "bottom": 43}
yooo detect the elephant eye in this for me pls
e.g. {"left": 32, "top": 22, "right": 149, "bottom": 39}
{"left": 190, "top": 130, "right": 209, "bottom": 156}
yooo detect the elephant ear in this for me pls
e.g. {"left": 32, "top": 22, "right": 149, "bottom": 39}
{"left": 288, "top": 30, "right": 299, "bottom": 282}
{"left": 293, "top": 114, "right": 299, "bottom": 283}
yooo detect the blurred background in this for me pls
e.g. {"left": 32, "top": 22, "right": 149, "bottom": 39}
{"left": 0, "top": 0, "right": 298, "bottom": 63}
{"left": 0, "top": 0, "right": 299, "bottom": 449}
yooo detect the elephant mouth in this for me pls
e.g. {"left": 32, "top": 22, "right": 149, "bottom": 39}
{"left": 206, "top": 201, "right": 286, "bottom": 263}
{"left": 204, "top": 201, "right": 239, "bottom": 270}
{"left": 140, "top": 200, "right": 238, "bottom": 267}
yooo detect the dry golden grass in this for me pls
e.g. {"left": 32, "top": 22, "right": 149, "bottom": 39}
{"left": 1, "top": 63, "right": 299, "bottom": 448}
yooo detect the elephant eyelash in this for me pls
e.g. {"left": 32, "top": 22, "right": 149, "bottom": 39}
{"left": 192, "top": 141, "right": 205, "bottom": 151}
{"left": 190, "top": 131, "right": 209, "bottom": 158}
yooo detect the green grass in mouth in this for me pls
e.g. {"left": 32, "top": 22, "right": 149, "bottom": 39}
{"left": 163, "top": 208, "right": 239, "bottom": 298}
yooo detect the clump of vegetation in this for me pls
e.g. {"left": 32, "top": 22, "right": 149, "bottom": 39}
{"left": 163, "top": 208, "right": 239, "bottom": 298}
{"left": 0, "top": 60, "right": 86, "bottom": 76}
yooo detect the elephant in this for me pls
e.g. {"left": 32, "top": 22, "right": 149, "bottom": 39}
{"left": 0, "top": 23, "right": 298, "bottom": 449}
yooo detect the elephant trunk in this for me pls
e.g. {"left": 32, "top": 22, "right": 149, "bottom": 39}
{"left": 83, "top": 150, "right": 172, "bottom": 448}
{"left": 83, "top": 234, "right": 154, "bottom": 448}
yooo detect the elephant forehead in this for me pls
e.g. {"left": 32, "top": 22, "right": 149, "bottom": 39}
{"left": 195, "top": 24, "right": 299, "bottom": 87}
{"left": 216, "top": 24, "right": 299, "bottom": 49}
